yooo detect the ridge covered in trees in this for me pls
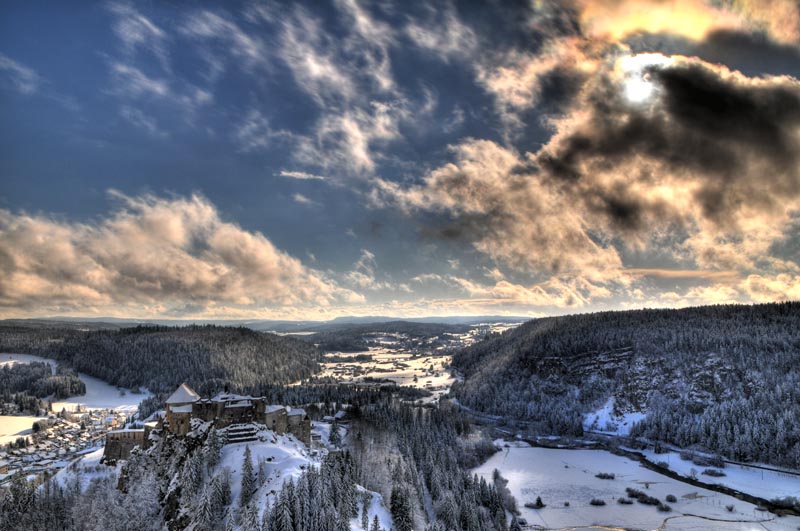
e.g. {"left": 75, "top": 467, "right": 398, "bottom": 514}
{"left": 450, "top": 302, "right": 800, "bottom": 468}
{"left": 0, "top": 325, "right": 322, "bottom": 396}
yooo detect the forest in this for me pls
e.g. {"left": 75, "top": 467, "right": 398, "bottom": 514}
{"left": 0, "top": 325, "right": 322, "bottom": 396}
{"left": 0, "top": 362, "right": 85, "bottom": 399}
{"left": 0, "top": 390, "right": 510, "bottom": 531}
{"left": 451, "top": 302, "right": 800, "bottom": 468}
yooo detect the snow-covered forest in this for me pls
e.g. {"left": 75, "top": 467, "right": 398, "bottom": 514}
{"left": 451, "top": 302, "right": 800, "bottom": 468}
{"left": 0, "top": 325, "right": 322, "bottom": 395}
{"left": 0, "top": 391, "right": 510, "bottom": 531}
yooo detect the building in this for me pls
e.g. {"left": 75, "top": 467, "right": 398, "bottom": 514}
{"left": 103, "top": 429, "right": 145, "bottom": 463}
{"left": 165, "top": 383, "right": 201, "bottom": 437}
{"left": 102, "top": 383, "right": 312, "bottom": 463}
{"left": 163, "top": 383, "right": 310, "bottom": 444}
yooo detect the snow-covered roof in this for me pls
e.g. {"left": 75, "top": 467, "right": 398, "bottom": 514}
{"left": 224, "top": 400, "right": 252, "bottom": 408}
{"left": 288, "top": 408, "right": 306, "bottom": 417}
{"left": 266, "top": 405, "right": 286, "bottom": 414}
{"left": 211, "top": 392, "right": 254, "bottom": 402}
{"left": 166, "top": 383, "right": 200, "bottom": 405}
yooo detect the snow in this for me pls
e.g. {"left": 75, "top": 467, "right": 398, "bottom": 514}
{"left": 216, "top": 426, "right": 392, "bottom": 529}
{"left": 638, "top": 447, "right": 800, "bottom": 502}
{"left": 50, "top": 446, "right": 117, "bottom": 491}
{"left": 0, "top": 352, "right": 153, "bottom": 413}
{"left": 166, "top": 383, "right": 200, "bottom": 404}
{"left": 287, "top": 408, "right": 306, "bottom": 417}
{"left": 473, "top": 444, "right": 800, "bottom": 531}
{"left": 0, "top": 415, "right": 42, "bottom": 444}
{"left": 316, "top": 347, "right": 456, "bottom": 403}
{"left": 220, "top": 431, "right": 313, "bottom": 515}
{"left": 584, "top": 397, "right": 646, "bottom": 436}
{"left": 0, "top": 353, "right": 58, "bottom": 372}
{"left": 170, "top": 404, "right": 193, "bottom": 413}
{"left": 350, "top": 487, "right": 393, "bottom": 531}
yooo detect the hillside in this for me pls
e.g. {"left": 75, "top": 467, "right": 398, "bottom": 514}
{"left": 0, "top": 325, "right": 322, "bottom": 396}
{"left": 450, "top": 302, "right": 800, "bottom": 468}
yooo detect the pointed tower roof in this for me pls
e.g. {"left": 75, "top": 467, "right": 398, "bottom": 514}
{"left": 166, "top": 383, "right": 200, "bottom": 405}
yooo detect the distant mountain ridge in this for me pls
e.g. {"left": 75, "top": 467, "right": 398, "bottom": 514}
{"left": 1, "top": 315, "right": 530, "bottom": 333}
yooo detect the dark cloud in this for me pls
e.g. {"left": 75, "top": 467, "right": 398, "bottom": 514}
{"left": 537, "top": 57, "right": 800, "bottom": 230}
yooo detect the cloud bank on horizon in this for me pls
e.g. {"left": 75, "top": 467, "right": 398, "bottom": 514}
{"left": 0, "top": 0, "right": 799, "bottom": 319}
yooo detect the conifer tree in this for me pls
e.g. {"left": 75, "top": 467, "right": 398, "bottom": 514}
{"left": 241, "top": 445, "right": 256, "bottom": 507}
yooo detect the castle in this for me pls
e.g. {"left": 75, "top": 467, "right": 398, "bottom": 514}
{"left": 103, "top": 383, "right": 310, "bottom": 463}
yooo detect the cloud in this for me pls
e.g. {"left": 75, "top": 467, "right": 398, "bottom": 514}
{"left": 107, "top": 1, "right": 170, "bottom": 70}
{"left": 372, "top": 138, "right": 623, "bottom": 278}
{"left": 740, "top": 273, "right": 800, "bottom": 302}
{"left": 278, "top": 170, "right": 326, "bottom": 181}
{"left": 291, "top": 193, "right": 318, "bottom": 207}
{"left": 180, "top": 10, "right": 267, "bottom": 71}
{"left": 535, "top": 54, "right": 800, "bottom": 268}
{"left": 373, "top": 52, "right": 800, "bottom": 308}
{"left": 119, "top": 105, "right": 168, "bottom": 138}
{"left": 0, "top": 193, "right": 360, "bottom": 317}
{"left": 234, "top": 109, "right": 294, "bottom": 152}
{"left": 344, "top": 249, "right": 392, "bottom": 291}
{"left": 110, "top": 63, "right": 170, "bottom": 98}
{"left": 0, "top": 53, "right": 41, "bottom": 95}
{"left": 405, "top": 4, "right": 477, "bottom": 62}
{"left": 294, "top": 101, "right": 409, "bottom": 174}
{"left": 278, "top": 7, "right": 358, "bottom": 106}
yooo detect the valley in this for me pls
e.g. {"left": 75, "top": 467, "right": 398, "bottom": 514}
{"left": 1, "top": 306, "right": 799, "bottom": 531}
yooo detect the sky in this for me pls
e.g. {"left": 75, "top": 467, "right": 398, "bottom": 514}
{"left": 1, "top": 0, "right": 799, "bottom": 321}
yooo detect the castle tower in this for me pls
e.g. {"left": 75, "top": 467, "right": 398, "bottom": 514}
{"left": 165, "top": 383, "right": 200, "bottom": 436}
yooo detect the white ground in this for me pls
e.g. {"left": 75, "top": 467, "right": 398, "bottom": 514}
{"left": 0, "top": 415, "right": 42, "bottom": 445}
{"left": 318, "top": 347, "right": 455, "bottom": 402}
{"left": 219, "top": 430, "right": 392, "bottom": 530}
{"left": 638, "top": 447, "right": 800, "bottom": 502}
{"left": 584, "top": 397, "right": 646, "bottom": 436}
{"left": 0, "top": 352, "right": 152, "bottom": 413}
{"left": 351, "top": 487, "right": 394, "bottom": 531}
{"left": 473, "top": 442, "right": 800, "bottom": 531}
{"left": 51, "top": 446, "right": 117, "bottom": 491}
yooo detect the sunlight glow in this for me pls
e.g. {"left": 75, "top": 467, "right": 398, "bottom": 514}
{"left": 618, "top": 53, "right": 674, "bottom": 104}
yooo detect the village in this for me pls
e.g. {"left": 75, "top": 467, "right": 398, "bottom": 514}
{"left": 0, "top": 407, "right": 131, "bottom": 485}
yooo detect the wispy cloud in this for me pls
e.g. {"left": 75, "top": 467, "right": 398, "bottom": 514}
{"left": 291, "top": 193, "right": 319, "bottom": 207}
{"left": 180, "top": 10, "right": 268, "bottom": 74}
{"left": 279, "top": 170, "right": 327, "bottom": 181}
{"left": 405, "top": 3, "right": 477, "bottom": 62}
{"left": 234, "top": 109, "right": 293, "bottom": 152}
{"left": 110, "top": 63, "right": 169, "bottom": 98}
{"left": 0, "top": 53, "right": 41, "bottom": 95}
{"left": 119, "top": 105, "right": 168, "bottom": 138}
{"left": 107, "top": 1, "right": 170, "bottom": 70}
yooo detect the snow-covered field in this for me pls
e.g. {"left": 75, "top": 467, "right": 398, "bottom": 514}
{"left": 473, "top": 442, "right": 800, "bottom": 531}
{"left": 638, "top": 447, "right": 800, "bottom": 503}
{"left": 0, "top": 352, "right": 58, "bottom": 372}
{"left": 0, "top": 352, "right": 151, "bottom": 412}
{"left": 0, "top": 415, "right": 42, "bottom": 445}
{"left": 318, "top": 348, "right": 455, "bottom": 402}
